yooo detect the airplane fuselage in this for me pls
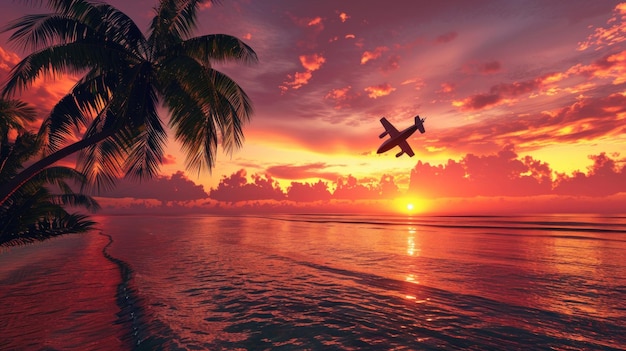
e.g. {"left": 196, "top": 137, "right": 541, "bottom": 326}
{"left": 377, "top": 124, "right": 418, "bottom": 154}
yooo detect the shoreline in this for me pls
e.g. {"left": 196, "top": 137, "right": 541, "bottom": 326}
{"left": 99, "top": 231, "right": 148, "bottom": 349}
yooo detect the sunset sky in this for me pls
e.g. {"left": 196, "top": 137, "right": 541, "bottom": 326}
{"left": 1, "top": 0, "right": 625, "bottom": 214}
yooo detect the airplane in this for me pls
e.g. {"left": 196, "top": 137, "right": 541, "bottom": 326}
{"left": 376, "top": 115, "right": 426, "bottom": 157}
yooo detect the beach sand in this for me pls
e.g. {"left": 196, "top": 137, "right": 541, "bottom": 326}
{"left": 0, "top": 232, "right": 125, "bottom": 350}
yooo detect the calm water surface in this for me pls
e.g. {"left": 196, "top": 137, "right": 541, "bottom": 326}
{"left": 1, "top": 214, "right": 625, "bottom": 350}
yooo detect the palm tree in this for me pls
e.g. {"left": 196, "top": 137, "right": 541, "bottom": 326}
{"left": 0, "top": 100, "right": 99, "bottom": 246}
{"left": 0, "top": 0, "right": 257, "bottom": 205}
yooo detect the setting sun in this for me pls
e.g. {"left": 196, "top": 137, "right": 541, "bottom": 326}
{"left": 394, "top": 197, "right": 428, "bottom": 214}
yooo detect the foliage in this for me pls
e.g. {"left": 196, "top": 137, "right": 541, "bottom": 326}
{"left": 0, "top": 0, "right": 257, "bottom": 204}
{"left": 0, "top": 99, "right": 99, "bottom": 247}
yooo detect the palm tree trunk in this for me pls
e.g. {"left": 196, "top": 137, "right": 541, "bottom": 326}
{"left": 0, "top": 129, "right": 115, "bottom": 206}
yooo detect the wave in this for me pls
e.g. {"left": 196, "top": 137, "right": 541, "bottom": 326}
{"left": 93, "top": 215, "right": 626, "bottom": 350}
{"left": 256, "top": 214, "right": 626, "bottom": 240}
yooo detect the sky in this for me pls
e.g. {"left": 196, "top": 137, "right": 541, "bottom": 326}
{"left": 1, "top": 0, "right": 626, "bottom": 215}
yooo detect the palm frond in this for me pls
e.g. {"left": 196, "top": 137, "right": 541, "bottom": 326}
{"left": 2, "top": 41, "right": 132, "bottom": 97}
{"left": 3, "top": 13, "right": 95, "bottom": 51}
{"left": 207, "top": 69, "right": 253, "bottom": 152}
{"left": 0, "top": 99, "right": 37, "bottom": 135}
{"left": 50, "top": 193, "right": 100, "bottom": 212}
{"left": 44, "top": 70, "right": 115, "bottom": 151}
{"left": 76, "top": 130, "right": 125, "bottom": 193}
{"left": 0, "top": 132, "right": 41, "bottom": 180}
{"left": 180, "top": 34, "right": 258, "bottom": 65}
{"left": 123, "top": 91, "right": 166, "bottom": 181}
{"left": 149, "top": 0, "right": 219, "bottom": 52}
{"left": 159, "top": 56, "right": 218, "bottom": 172}
{"left": 1, "top": 212, "right": 96, "bottom": 247}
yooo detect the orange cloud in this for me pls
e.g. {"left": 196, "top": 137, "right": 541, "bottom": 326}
{"left": 578, "top": 2, "right": 626, "bottom": 51}
{"left": 266, "top": 162, "right": 341, "bottom": 181}
{"left": 345, "top": 34, "right": 356, "bottom": 39}
{"left": 198, "top": 2, "right": 213, "bottom": 10}
{"left": 299, "top": 53, "right": 326, "bottom": 71}
{"left": 568, "top": 51, "right": 626, "bottom": 84}
{"left": 280, "top": 53, "right": 326, "bottom": 91}
{"left": 0, "top": 46, "right": 20, "bottom": 72}
{"left": 360, "top": 46, "right": 388, "bottom": 64}
{"left": 325, "top": 86, "right": 354, "bottom": 109}
{"left": 364, "top": 83, "right": 396, "bottom": 99}
{"left": 162, "top": 154, "right": 177, "bottom": 165}
{"left": 438, "top": 92, "right": 626, "bottom": 153}
{"left": 439, "top": 82, "right": 455, "bottom": 93}
{"left": 339, "top": 12, "right": 350, "bottom": 22}
{"left": 401, "top": 78, "right": 425, "bottom": 90}
{"left": 308, "top": 17, "right": 323, "bottom": 26}
{"left": 281, "top": 71, "right": 312, "bottom": 90}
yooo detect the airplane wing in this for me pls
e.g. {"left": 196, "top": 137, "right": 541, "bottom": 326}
{"left": 380, "top": 117, "right": 400, "bottom": 137}
{"left": 399, "top": 140, "right": 415, "bottom": 157}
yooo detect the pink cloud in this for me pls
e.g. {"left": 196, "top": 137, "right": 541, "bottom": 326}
{"left": 334, "top": 174, "right": 399, "bottom": 199}
{"left": 209, "top": 169, "right": 285, "bottom": 202}
{"left": 162, "top": 154, "right": 177, "bottom": 165}
{"left": 364, "top": 83, "right": 396, "bottom": 99}
{"left": 99, "top": 171, "right": 208, "bottom": 202}
{"left": 453, "top": 77, "right": 544, "bottom": 111}
{"left": 435, "top": 31, "right": 458, "bottom": 43}
{"left": 266, "top": 162, "right": 340, "bottom": 181}
{"left": 462, "top": 60, "right": 502, "bottom": 75}
{"left": 401, "top": 78, "right": 425, "bottom": 91}
{"left": 409, "top": 145, "right": 626, "bottom": 198}
{"left": 439, "top": 82, "right": 455, "bottom": 93}
{"left": 453, "top": 48, "right": 626, "bottom": 112}
{"left": 201, "top": 169, "right": 402, "bottom": 204}
{"left": 93, "top": 151, "right": 626, "bottom": 214}
{"left": 554, "top": 153, "right": 626, "bottom": 196}
{"left": 435, "top": 92, "right": 626, "bottom": 152}
{"left": 381, "top": 55, "right": 400, "bottom": 72}
{"left": 287, "top": 180, "right": 332, "bottom": 202}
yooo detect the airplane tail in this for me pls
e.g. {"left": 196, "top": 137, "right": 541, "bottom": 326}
{"left": 415, "top": 115, "right": 426, "bottom": 133}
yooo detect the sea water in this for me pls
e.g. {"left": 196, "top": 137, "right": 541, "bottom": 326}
{"left": 1, "top": 214, "right": 625, "bottom": 350}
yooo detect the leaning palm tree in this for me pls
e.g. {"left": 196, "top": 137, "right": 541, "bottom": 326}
{"left": 0, "top": 102, "right": 99, "bottom": 246}
{"left": 0, "top": 0, "right": 257, "bottom": 205}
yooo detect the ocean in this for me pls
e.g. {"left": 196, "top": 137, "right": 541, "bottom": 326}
{"left": 1, "top": 214, "right": 625, "bottom": 350}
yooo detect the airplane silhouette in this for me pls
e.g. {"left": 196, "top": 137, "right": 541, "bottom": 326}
{"left": 377, "top": 115, "right": 426, "bottom": 157}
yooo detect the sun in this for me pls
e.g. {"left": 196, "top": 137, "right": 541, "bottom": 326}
{"left": 394, "top": 197, "right": 428, "bottom": 214}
